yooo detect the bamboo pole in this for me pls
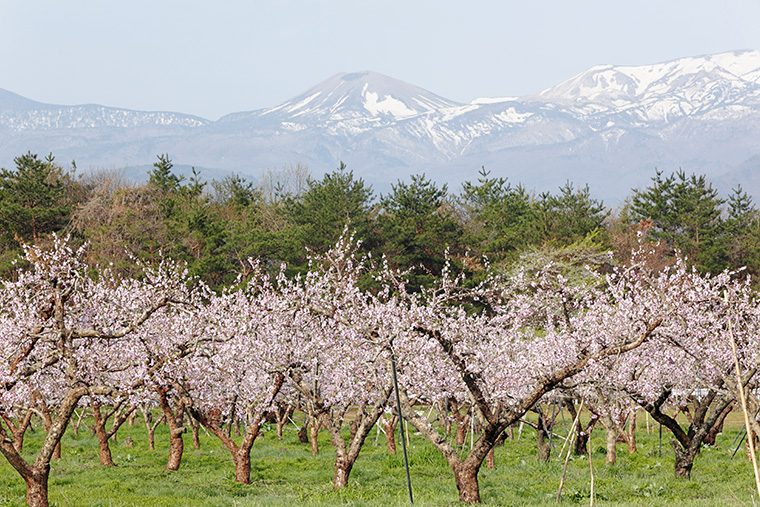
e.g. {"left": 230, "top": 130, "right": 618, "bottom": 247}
{"left": 557, "top": 400, "right": 584, "bottom": 502}
{"left": 725, "top": 291, "right": 760, "bottom": 497}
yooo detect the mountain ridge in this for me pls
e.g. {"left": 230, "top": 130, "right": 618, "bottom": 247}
{"left": 1, "top": 50, "right": 760, "bottom": 202}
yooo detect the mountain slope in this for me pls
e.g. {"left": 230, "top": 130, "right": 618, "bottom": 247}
{"left": 0, "top": 89, "right": 209, "bottom": 131}
{"left": 1, "top": 51, "right": 760, "bottom": 201}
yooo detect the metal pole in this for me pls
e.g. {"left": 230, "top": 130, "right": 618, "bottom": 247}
{"left": 733, "top": 430, "right": 748, "bottom": 458}
{"left": 658, "top": 423, "right": 662, "bottom": 456}
{"left": 391, "top": 347, "right": 414, "bottom": 504}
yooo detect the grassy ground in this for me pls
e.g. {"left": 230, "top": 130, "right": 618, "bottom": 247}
{"left": 0, "top": 413, "right": 757, "bottom": 506}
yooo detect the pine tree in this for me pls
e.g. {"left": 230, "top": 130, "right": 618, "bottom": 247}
{"left": 630, "top": 170, "right": 726, "bottom": 272}
{"left": 536, "top": 181, "right": 608, "bottom": 245}
{"left": 0, "top": 152, "right": 72, "bottom": 243}
{"left": 459, "top": 167, "right": 538, "bottom": 264}
{"left": 725, "top": 186, "right": 760, "bottom": 278}
{"left": 285, "top": 162, "right": 375, "bottom": 263}
{"left": 148, "top": 154, "right": 182, "bottom": 193}
{"left": 379, "top": 174, "right": 462, "bottom": 288}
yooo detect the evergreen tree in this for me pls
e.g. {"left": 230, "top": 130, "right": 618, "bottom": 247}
{"left": 630, "top": 170, "right": 726, "bottom": 272}
{"left": 147, "top": 154, "right": 183, "bottom": 218}
{"left": 536, "top": 182, "right": 608, "bottom": 245}
{"left": 0, "top": 152, "right": 73, "bottom": 243}
{"left": 379, "top": 173, "right": 462, "bottom": 288}
{"left": 285, "top": 162, "right": 375, "bottom": 258}
{"left": 459, "top": 167, "right": 538, "bottom": 264}
{"left": 148, "top": 154, "right": 183, "bottom": 193}
{"left": 725, "top": 186, "right": 760, "bottom": 278}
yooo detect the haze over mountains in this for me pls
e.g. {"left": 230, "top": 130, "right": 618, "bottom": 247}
{"left": 2, "top": 50, "right": 760, "bottom": 202}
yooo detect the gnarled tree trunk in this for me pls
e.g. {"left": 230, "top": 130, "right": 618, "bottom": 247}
{"left": 673, "top": 442, "right": 698, "bottom": 478}
{"left": 189, "top": 373, "right": 284, "bottom": 484}
{"left": 452, "top": 462, "right": 481, "bottom": 504}
{"left": 92, "top": 403, "right": 115, "bottom": 466}
{"left": 327, "top": 395, "right": 391, "bottom": 490}
{"left": 24, "top": 468, "right": 49, "bottom": 507}
{"left": 157, "top": 388, "right": 186, "bottom": 471}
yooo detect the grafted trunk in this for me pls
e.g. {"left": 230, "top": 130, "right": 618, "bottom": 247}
{"left": 673, "top": 443, "right": 698, "bottom": 478}
{"left": 605, "top": 426, "right": 618, "bottom": 465}
{"left": 332, "top": 452, "right": 354, "bottom": 489}
{"left": 92, "top": 403, "right": 115, "bottom": 467}
{"left": 453, "top": 463, "right": 481, "bottom": 504}
{"left": 25, "top": 469, "right": 50, "bottom": 507}
{"left": 158, "top": 389, "right": 185, "bottom": 471}
{"left": 309, "top": 416, "right": 320, "bottom": 456}
{"left": 234, "top": 450, "right": 252, "bottom": 484}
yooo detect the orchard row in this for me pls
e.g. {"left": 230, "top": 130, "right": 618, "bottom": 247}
{"left": 1, "top": 234, "right": 759, "bottom": 505}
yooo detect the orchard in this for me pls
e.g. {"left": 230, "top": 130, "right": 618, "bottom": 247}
{"left": 0, "top": 232, "right": 759, "bottom": 506}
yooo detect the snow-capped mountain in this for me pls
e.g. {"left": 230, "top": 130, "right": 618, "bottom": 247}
{"left": 1, "top": 50, "right": 760, "bottom": 202}
{"left": 0, "top": 88, "right": 208, "bottom": 130}
{"left": 220, "top": 71, "right": 461, "bottom": 130}
{"left": 539, "top": 50, "right": 760, "bottom": 125}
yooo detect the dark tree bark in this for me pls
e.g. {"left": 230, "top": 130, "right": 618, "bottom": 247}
{"left": 403, "top": 316, "right": 662, "bottom": 503}
{"left": 535, "top": 410, "right": 552, "bottom": 462}
{"left": 704, "top": 401, "right": 734, "bottom": 446}
{"left": 632, "top": 382, "right": 744, "bottom": 478}
{"left": 566, "top": 400, "right": 598, "bottom": 456}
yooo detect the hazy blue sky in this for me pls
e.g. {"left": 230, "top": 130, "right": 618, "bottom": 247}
{"left": 2, "top": 0, "right": 759, "bottom": 119}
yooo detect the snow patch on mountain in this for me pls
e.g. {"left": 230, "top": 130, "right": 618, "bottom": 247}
{"left": 2, "top": 51, "right": 760, "bottom": 201}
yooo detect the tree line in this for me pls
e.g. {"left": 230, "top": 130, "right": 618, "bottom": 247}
{"left": 1, "top": 152, "right": 758, "bottom": 288}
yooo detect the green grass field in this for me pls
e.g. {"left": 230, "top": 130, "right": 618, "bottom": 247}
{"left": 0, "top": 414, "right": 757, "bottom": 506}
